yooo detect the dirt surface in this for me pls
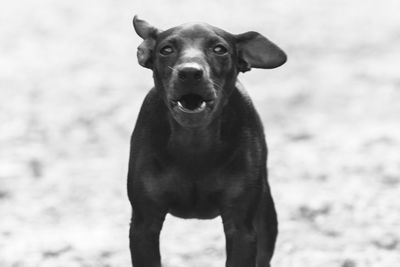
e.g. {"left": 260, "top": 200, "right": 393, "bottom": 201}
{"left": 1, "top": 0, "right": 400, "bottom": 266}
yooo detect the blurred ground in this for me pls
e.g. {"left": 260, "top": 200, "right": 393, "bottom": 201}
{"left": 1, "top": 0, "right": 400, "bottom": 266}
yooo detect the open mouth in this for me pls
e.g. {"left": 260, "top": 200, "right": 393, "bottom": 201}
{"left": 174, "top": 94, "right": 210, "bottom": 113}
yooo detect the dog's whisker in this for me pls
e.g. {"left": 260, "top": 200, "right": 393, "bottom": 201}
{"left": 168, "top": 66, "right": 177, "bottom": 72}
{"left": 212, "top": 81, "right": 223, "bottom": 90}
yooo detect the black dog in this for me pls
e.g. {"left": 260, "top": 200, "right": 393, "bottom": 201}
{"left": 127, "top": 16, "right": 287, "bottom": 267}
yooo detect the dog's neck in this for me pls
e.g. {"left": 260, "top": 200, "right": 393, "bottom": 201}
{"left": 167, "top": 116, "right": 221, "bottom": 156}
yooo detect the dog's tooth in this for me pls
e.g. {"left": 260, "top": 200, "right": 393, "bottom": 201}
{"left": 177, "top": 101, "right": 184, "bottom": 108}
{"left": 196, "top": 102, "right": 206, "bottom": 111}
{"left": 193, "top": 101, "right": 206, "bottom": 112}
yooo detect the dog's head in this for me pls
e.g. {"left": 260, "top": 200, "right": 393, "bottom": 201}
{"left": 133, "top": 16, "right": 286, "bottom": 128}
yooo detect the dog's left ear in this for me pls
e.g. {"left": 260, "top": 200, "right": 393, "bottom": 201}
{"left": 236, "top": 31, "right": 287, "bottom": 72}
{"left": 133, "top": 15, "right": 161, "bottom": 69}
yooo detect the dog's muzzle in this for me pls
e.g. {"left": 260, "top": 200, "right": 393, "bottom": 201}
{"left": 169, "top": 63, "right": 216, "bottom": 114}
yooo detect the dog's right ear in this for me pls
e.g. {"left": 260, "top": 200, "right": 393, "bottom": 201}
{"left": 133, "top": 15, "right": 160, "bottom": 69}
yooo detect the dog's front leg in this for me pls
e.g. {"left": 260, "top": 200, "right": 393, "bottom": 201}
{"left": 221, "top": 201, "right": 258, "bottom": 267}
{"left": 129, "top": 207, "right": 166, "bottom": 267}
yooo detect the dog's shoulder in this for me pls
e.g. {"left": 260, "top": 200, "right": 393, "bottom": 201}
{"left": 231, "top": 80, "right": 266, "bottom": 138}
{"left": 232, "top": 80, "right": 260, "bottom": 119}
{"left": 140, "top": 87, "right": 162, "bottom": 108}
{"left": 131, "top": 87, "right": 168, "bottom": 142}
{"left": 235, "top": 80, "right": 252, "bottom": 104}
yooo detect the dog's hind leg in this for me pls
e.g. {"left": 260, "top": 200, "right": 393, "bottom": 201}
{"left": 255, "top": 187, "right": 278, "bottom": 267}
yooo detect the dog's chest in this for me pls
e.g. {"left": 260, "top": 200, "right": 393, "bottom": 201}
{"left": 144, "top": 166, "right": 223, "bottom": 219}
{"left": 169, "top": 178, "right": 221, "bottom": 219}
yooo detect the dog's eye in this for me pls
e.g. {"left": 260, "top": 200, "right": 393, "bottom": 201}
{"left": 213, "top": 45, "right": 228, "bottom": 55}
{"left": 160, "top": 45, "right": 174, "bottom": 55}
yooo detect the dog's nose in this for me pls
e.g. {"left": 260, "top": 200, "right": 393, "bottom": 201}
{"left": 178, "top": 66, "right": 203, "bottom": 83}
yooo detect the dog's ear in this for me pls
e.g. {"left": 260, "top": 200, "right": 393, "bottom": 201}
{"left": 133, "top": 15, "right": 161, "bottom": 69}
{"left": 235, "top": 31, "right": 287, "bottom": 72}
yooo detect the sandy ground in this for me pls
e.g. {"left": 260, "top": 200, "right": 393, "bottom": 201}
{"left": 1, "top": 0, "right": 400, "bottom": 266}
